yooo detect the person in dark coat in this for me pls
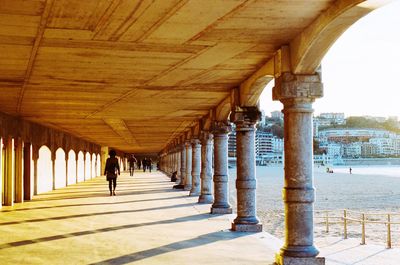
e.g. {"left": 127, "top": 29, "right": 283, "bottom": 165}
{"left": 137, "top": 159, "right": 141, "bottom": 170}
{"left": 143, "top": 158, "right": 147, "bottom": 172}
{"left": 148, "top": 158, "right": 152, "bottom": 172}
{"left": 128, "top": 154, "right": 137, "bottom": 177}
{"left": 104, "top": 150, "right": 120, "bottom": 196}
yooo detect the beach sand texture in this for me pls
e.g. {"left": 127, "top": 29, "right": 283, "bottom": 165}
{"left": 228, "top": 165, "right": 400, "bottom": 246}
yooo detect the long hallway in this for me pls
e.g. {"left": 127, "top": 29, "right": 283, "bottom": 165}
{"left": 0, "top": 171, "right": 276, "bottom": 265}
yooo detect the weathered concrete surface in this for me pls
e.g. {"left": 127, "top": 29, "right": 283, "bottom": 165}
{"left": 0, "top": 171, "right": 275, "bottom": 265}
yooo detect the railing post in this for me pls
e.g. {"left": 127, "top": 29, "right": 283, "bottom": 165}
{"left": 343, "top": 209, "right": 348, "bottom": 239}
{"left": 387, "top": 214, "right": 392, "bottom": 249}
{"left": 361, "top": 213, "right": 366, "bottom": 245}
{"left": 325, "top": 211, "right": 329, "bottom": 233}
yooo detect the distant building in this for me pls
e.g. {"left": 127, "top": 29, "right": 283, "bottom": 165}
{"left": 228, "top": 131, "right": 236, "bottom": 157}
{"left": 361, "top": 142, "right": 379, "bottom": 157}
{"left": 343, "top": 142, "right": 362, "bottom": 158}
{"left": 369, "top": 138, "right": 395, "bottom": 156}
{"left": 319, "top": 128, "right": 394, "bottom": 143}
{"left": 271, "top": 111, "right": 283, "bottom": 120}
{"left": 317, "top": 112, "right": 345, "bottom": 126}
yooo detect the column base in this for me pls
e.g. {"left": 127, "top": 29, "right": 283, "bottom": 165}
{"left": 184, "top": 185, "right": 192, "bottom": 191}
{"left": 189, "top": 191, "right": 200, "bottom": 196}
{"left": 275, "top": 254, "right": 325, "bottom": 265}
{"left": 198, "top": 194, "right": 213, "bottom": 204}
{"left": 210, "top": 206, "right": 232, "bottom": 214}
{"left": 231, "top": 222, "right": 262, "bottom": 232}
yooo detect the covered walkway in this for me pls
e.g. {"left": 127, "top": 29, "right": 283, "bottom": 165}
{"left": 0, "top": 171, "right": 276, "bottom": 265}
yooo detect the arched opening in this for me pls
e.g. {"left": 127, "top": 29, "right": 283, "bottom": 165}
{"left": 91, "top": 153, "right": 96, "bottom": 178}
{"left": 85, "top": 152, "right": 91, "bottom": 179}
{"left": 96, "top": 154, "right": 101, "bottom": 177}
{"left": 67, "top": 150, "right": 76, "bottom": 185}
{"left": 37, "top": 145, "right": 52, "bottom": 193}
{"left": 54, "top": 148, "right": 66, "bottom": 189}
{"left": 77, "top": 151, "right": 84, "bottom": 182}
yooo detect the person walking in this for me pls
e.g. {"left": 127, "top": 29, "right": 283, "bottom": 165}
{"left": 137, "top": 159, "right": 141, "bottom": 170}
{"left": 148, "top": 158, "right": 153, "bottom": 173}
{"left": 104, "top": 150, "right": 120, "bottom": 196}
{"left": 128, "top": 154, "right": 137, "bottom": 177}
{"left": 142, "top": 158, "right": 147, "bottom": 172}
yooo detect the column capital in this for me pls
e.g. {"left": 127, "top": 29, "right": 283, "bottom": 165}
{"left": 200, "top": 131, "right": 213, "bottom": 145}
{"left": 211, "top": 120, "right": 231, "bottom": 134}
{"left": 230, "top": 106, "right": 261, "bottom": 128}
{"left": 191, "top": 138, "right": 201, "bottom": 146}
{"left": 185, "top": 140, "right": 192, "bottom": 147}
{"left": 272, "top": 72, "right": 323, "bottom": 103}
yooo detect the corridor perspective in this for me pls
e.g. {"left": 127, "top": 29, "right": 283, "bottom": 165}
{"left": 0, "top": 171, "right": 276, "bottom": 265}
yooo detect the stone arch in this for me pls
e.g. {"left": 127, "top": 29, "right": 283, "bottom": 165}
{"left": 77, "top": 151, "right": 84, "bottom": 182}
{"left": 55, "top": 148, "right": 66, "bottom": 189}
{"left": 37, "top": 145, "right": 52, "bottom": 193}
{"left": 67, "top": 150, "right": 76, "bottom": 185}
{"left": 290, "top": 1, "right": 390, "bottom": 74}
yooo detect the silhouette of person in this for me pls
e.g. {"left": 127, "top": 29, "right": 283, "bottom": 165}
{"left": 104, "top": 150, "right": 120, "bottom": 196}
{"left": 143, "top": 158, "right": 147, "bottom": 172}
{"left": 137, "top": 159, "right": 141, "bottom": 170}
{"left": 128, "top": 154, "right": 137, "bottom": 177}
{"left": 349, "top": 167, "right": 352, "bottom": 174}
{"left": 148, "top": 158, "right": 152, "bottom": 172}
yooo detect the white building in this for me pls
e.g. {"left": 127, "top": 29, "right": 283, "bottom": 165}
{"left": 343, "top": 142, "right": 362, "bottom": 158}
{"left": 369, "top": 138, "right": 395, "bottom": 156}
{"left": 319, "top": 128, "right": 395, "bottom": 142}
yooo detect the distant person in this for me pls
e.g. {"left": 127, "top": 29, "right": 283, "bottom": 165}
{"left": 137, "top": 159, "right": 141, "bottom": 170}
{"left": 349, "top": 167, "right": 352, "bottom": 174}
{"left": 104, "top": 150, "right": 120, "bottom": 196}
{"left": 128, "top": 154, "right": 137, "bottom": 177}
{"left": 148, "top": 158, "right": 153, "bottom": 172}
{"left": 143, "top": 158, "right": 146, "bottom": 172}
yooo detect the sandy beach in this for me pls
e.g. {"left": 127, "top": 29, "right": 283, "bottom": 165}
{"left": 228, "top": 165, "right": 400, "bottom": 246}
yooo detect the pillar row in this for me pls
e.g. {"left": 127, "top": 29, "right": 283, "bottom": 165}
{"left": 273, "top": 72, "right": 325, "bottom": 265}
{"left": 179, "top": 143, "right": 186, "bottom": 186}
{"left": 210, "top": 121, "right": 232, "bottom": 214}
{"left": 190, "top": 139, "right": 201, "bottom": 196}
{"left": 198, "top": 131, "right": 213, "bottom": 204}
{"left": 231, "top": 106, "right": 262, "bottom": 232}
{"left": 184, "top": 141, "right": 192, "bottom": 191}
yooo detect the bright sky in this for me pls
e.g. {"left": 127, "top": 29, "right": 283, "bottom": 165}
{"left": 260, "top": 1, "right": 400, "bottom": 118}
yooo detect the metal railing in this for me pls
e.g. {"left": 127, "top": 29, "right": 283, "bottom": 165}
{"left": 315, "top": 209, "right": 400, "bottom": 248}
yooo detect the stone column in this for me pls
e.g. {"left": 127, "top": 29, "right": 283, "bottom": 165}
{"left": 211, "top": 121, "right": 232, "bottom": 214}
{"left": 15, "top": 138, "right": 24, "bottom": 203}
{"left": 100, "top": 146, "right": 108, "bottom": 175}
{"left": 184, "top": 141, "right": 192, "bottom": 191}
{"left": 23, "top": 142, "right": 32, "bottom": 200}
{"left": 273, "top": 72, "right": 324, "bottom": 265}
{"left": 198, "top": 132, "right": 213, "bottom": 204}
{"left": 231, "top": 107, "right": 262, "bottom": 232}
{"left": 179, "top": 144, "right": 186, "bottom": 186}
{"left": 176, "top": 149, "right": 181, "bottom": 180}
{"left": 83, "top": 154, "right": 87, "bottom": 181}
{"left": 32, "top": 145, "right": 39, "bottom": 195}
{"left": 190, "top": 139, "right": 201, "bottom": 196}
{"left": 4, "top": 136, "right": 14, "bottom": 206}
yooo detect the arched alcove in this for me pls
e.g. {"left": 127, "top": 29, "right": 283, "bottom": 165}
{"left": 55, "top": 148, "right": 66, "bottom": 189}
{"left": 85, "top": 152, "right": 91, "bottom": 179}
{"left": 67, "top": 150, "right": 76, "bottom": 185}
{"left": 77, "top": 151, "right": 84, "bottom": 182}
{"left": 37, "top": 145, "right": 52, "bottom": 193}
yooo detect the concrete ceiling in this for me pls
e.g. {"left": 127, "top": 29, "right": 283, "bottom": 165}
{"left": 0, "top": 0, "right": 358, "bottom": 153}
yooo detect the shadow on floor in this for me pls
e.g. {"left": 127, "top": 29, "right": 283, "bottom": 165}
{"left": 90, "top": 230, "right": 248, "bottom": 265}
{"left": 0, "top": 202, "right": 199, "bottom": 226}
{"left": 0, "top": 212, "right": 214, "bottom": 250}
